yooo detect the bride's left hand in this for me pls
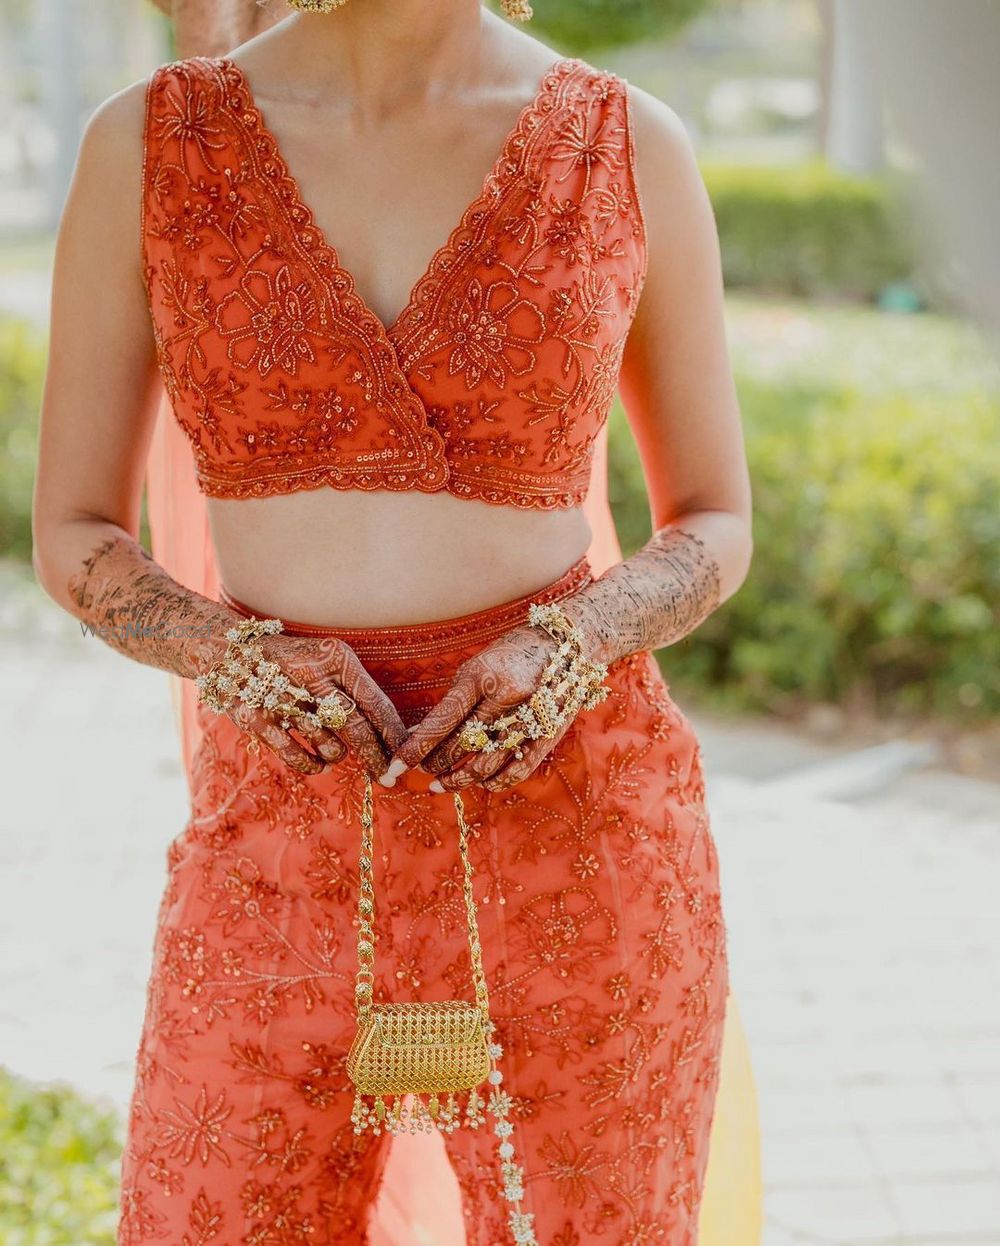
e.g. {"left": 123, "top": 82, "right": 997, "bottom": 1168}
{"left": 386, "top": 622, "right": 568, "bottom": 793}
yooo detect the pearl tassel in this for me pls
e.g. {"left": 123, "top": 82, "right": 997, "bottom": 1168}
{"left": 486, "top": 1038, "right": 538, "bottom": 1246}
{"left": 349, "top": 1026, "right": 537, "bottom": 1246}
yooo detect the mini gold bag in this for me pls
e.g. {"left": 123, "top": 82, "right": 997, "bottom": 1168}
{"left": 347, "top": 775, "right": 497, "bottom": 1137}
{"left": 346, "top": 777, "right": 538, "bottom": 1244}
{"left": 348, "top": 1000, "right": 491, "bottom": 1096}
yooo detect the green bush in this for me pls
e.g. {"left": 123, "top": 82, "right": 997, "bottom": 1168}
{"left": 0, "top": 316, "right": 152, "bottom": 559}
{"left": 0, "top": 318, "right": 44, "bottom": 562}
{"left": 609, "top": 381, "right": 1000, "bottom": 719}
{"left": 702, "top": 161, "right": 914, "bottom": 301}
{"left": 511, "top": 0, "right": 711, "bottom": 53}
{"left": 0, "top": 1067, "right": 121, "bottom": 1245}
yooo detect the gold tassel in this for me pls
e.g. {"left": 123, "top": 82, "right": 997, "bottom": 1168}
{"left": 352, "top": 1088, "right": 489, "bottom": 1137}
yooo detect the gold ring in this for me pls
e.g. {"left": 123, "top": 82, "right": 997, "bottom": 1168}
{"left": 458, "top": 718, "right": 490, "bottom": 753}
{"left": 316, "top": 690, "right": 357, "bottom": 731}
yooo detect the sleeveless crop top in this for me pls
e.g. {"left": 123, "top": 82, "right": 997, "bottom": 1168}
{"left": 141, "top": 55, "right": 647, "bottom": 508}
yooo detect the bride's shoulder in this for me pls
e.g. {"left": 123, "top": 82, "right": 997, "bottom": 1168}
{"left": 617, "top": 76, "right": 694, "bottom": 157}
{"left": 614, "top": 78, "right": 705, "bottom": 212}
{"left": 75, "top": 76, "right": 150, "bottom": 185}
{"left": 81, "top": 55, "right": 223, "bottom": 161}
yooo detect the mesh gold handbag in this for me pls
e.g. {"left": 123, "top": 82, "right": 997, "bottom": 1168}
{"left": 347, "top": 776, "right": 539, "bottom": 1246}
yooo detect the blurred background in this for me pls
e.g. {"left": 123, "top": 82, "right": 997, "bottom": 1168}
{"left": 1, "top": 1, "right": 997, "bottom": 1243}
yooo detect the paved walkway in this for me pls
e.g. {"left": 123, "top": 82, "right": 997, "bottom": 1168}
{"left": 2, "top": 566, "right": 998, "bottom": 1245}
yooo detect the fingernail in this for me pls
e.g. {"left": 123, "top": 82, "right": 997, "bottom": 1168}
{"left": 382, "top": 758, "right": 408, "bottom": 783}
{"left": 377, "top": 774, "right": 397, "bottom": 788}
{"left": 428, "top": 779, "right": 444, "bottom": 793}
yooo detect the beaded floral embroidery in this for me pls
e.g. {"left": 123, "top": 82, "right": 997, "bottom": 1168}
{"left": 141, "top": 56, "right": 647, "bottom": 507}
{"left": 119, "top": 634, "right": 728, "bottom": 1246}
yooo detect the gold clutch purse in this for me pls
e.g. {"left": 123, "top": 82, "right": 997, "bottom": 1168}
{"left": 346, "top": 775, "right": 538, "bottom": 1245}
{"left": 348, "top": 1000, "right": 491, "bottom": 1093}
{"left": 347, "top": 774, "right": 497, "bottom": 1137}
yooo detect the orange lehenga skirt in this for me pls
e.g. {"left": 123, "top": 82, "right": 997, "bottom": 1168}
{"left": 118, "top": 554, "right": 729, "bottom": 1246}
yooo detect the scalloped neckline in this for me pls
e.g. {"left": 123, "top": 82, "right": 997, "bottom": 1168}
{"left": 214, "top": 55, "right": 581, "bottom": 344}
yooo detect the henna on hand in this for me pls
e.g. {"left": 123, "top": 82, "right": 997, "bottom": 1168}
{"left": 67, "top": 533, "right": 406, "bottom": 776}
{"left": 561, "top": 525, "right": 722, "bottom": 666}
{"left": 229, "top": 698, "right": 333, "bottom": 776}
{"left": 266, "top": 633, "right": 408, "bottom": 777}
{"left": 67, "top": 533, "right": 235, "bottom": 679}
{"left": 393, "top": 526, "right": 723, "bottom": 794}
{"left": 391, "top": 623, "right": 567, "bottom": 792}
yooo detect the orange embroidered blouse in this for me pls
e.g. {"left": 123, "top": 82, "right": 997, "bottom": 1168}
{"left": 141, "top": 55, "right": 647, "bottom": 509}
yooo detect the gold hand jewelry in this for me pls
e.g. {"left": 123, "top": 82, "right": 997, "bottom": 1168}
{"left": 459, "top": 602, "right": 610, "bottom": 758}
{"left": 315, "top": 689, "right": 357, "bottom": 731}
{"left": 196, "top": 615, "right": 355, "bottom": 735}
{"left": 457, "top": 719, "right": 492, "bottom": 753}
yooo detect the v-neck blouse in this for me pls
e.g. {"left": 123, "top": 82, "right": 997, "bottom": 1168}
{"left": 140, "top": 54, "right": 647, "bottom": 508}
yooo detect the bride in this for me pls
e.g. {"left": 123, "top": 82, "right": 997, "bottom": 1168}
{"left": 32, "top": 1, "right": 753, "bottom": 1243}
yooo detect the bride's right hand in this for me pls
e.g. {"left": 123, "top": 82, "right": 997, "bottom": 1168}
{"left": 224, "top": 633, "right": 406, "bottom": 778}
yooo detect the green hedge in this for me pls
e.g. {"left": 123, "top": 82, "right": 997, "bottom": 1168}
{"left": 0, "top": 318, "right": 44, "bottom": 562}
{"left": 0, "top": 1067, "right": 120, "bottom": 1245}
{"left": 609, "top": 381, "right": 1000, "bottom": 719}
{"left": 703, "top": 161, "right": 914, "bottom": 301}
{"left": 507, "top": 0, "right": 711, "bottom": 52}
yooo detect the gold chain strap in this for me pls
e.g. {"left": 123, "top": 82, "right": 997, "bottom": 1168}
{"left": 354, "top": 776, "right": 378, "bottom": 1022}
{"left": 454, "top": 788, "right": 492, "bottom": 1018}
{"left": 355, "top": 774, "right": 490, "bottom": 1021}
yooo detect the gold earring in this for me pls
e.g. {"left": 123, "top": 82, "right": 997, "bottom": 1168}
{"left": 501, "top": 0, "right": 533, "bottom": 18}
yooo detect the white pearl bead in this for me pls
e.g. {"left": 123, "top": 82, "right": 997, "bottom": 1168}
{"left": 488, "top": 1069, "right": 503, "bottom": 1084}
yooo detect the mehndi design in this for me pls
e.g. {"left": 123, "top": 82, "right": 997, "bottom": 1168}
{"left": 562, "top": 526, "right": 722, "bottom": 666}
{"left": 395, "top": 527, "right": 722, "bottom": 792}
{"left": 67, "top": 534, "right": 405, "bottom": 774}
{"left": 68, "top": 535, "right": 235, "bottom": 680}
{"left": 456, "top": 604, "right": 609, "bottom": 757}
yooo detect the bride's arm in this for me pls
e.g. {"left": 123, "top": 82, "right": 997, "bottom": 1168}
{"left": 558, "top": 84, "right": 753, "bottom": 665}
{"left": 31, "top": 82, "right": 405, "bottom": 776}
{"left": 30, "top": 82, "right": 237, "bottom": 679}
{"left": 392, "top": 84, "right": 753, "bottom": 792}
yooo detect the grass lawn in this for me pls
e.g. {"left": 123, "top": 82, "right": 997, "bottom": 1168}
{"left": 724, "top": 292, "right": 1000, "bottom": 397}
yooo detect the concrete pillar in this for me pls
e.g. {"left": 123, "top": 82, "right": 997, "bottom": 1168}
{"left": 825, "top": 0, "right": 885, "bottom": 173}
{"left": 36, "top": 0, "right": 82, "bottom": 229}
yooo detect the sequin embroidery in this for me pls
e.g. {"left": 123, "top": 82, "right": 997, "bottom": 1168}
{"left": 141, "top": 56, "right": 647, "bottom": 507}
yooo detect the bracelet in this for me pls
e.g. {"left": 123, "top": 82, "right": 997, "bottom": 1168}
{"left": 457, "top": 602, "right": 609, "bottom": 759}
{"left": 195, "top": 615, "right": 356, "bottom": 732}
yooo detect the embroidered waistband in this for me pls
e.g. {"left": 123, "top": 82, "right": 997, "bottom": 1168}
{"left": 218, "top": 556, "right": 594, "bottom": 661}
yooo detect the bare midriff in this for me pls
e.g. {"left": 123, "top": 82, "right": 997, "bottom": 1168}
{"left": 208, "top": 491, "right": 592, "bottom": 627}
